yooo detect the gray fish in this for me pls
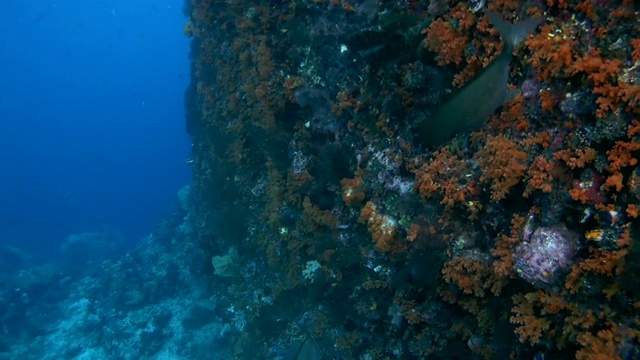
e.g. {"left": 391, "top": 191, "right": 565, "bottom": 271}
{"left": 418, "top": 12, "right": 543, "bottom": 146}
{"left": 290, "top": 335, "right": 322, "bottom": 360}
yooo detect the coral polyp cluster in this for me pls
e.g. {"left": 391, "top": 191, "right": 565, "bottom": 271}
{"left": 513, "top": 221, "right": 579, "bottom": 289}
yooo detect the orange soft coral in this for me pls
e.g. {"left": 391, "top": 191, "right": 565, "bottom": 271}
{"left": 524, "top": 155, "right": 555, "bottom": 196}
{"left": 475, "top": 135, "right": 528, "bottom": 201}
{"left": 607, "top": 141, "right": 640, "bottom": 172}
{"left": 422, "top": 18, "right": 468, "bottom": 66}
{"left": 442, "top": 257, "right": 492, "bottom": 297}
{"left": 631, "top": 38, "right": 640, "bottom": 62}
{"left": 571, "top": 51, "right": 625, "bottom": 117}
{"left": 341, "top": 176, "right": 365, "bottom": 205}
{"left": 525, "top": 24, "right": 577, "bottom": 81}
{"left": 554, "top": 148, "right": 596, "bottom": 169}
{"left": 412, "top": 149, "right": 478, "bottom": 213}
{"left": 359, "top": 201, "right": 397, "bottom": 252}
{"left": 422, "top": 3, "right": 500, "bottom": 87}
{"left": 510, "top": 293, "right": 551, "bottom": 345}
{"left": 564, "top": 229, "right": 631, "bottom": 294}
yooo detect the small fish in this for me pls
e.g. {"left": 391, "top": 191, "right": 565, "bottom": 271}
{"left": 418, "top": 12, "right": 543, "bottom": 146}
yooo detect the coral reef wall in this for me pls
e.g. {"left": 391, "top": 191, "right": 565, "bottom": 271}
{"left": 184, "top": 0, "right": 640, "bottom": 358}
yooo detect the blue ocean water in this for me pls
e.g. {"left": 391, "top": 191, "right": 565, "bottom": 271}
{"left": 0, "top": 0, "right": 191, "bottom": 258}
{"left": 0, "top": 2, "right": 230, "bottom": 358}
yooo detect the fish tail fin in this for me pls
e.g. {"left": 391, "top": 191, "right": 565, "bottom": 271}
{"left": 487, "top": 11, "right": 543, "bottom": 51}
